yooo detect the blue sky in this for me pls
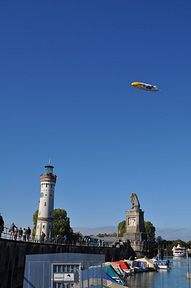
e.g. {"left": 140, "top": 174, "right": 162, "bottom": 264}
{"left": 1, "top": 0, "right": 191, "bottom": 238}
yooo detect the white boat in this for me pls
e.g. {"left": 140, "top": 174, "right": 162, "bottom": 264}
{"left": 172, "top": 244, "right": 186, "bottom": 257}
{"left": 152, "top": 259, "right": 170, "bottom": 270}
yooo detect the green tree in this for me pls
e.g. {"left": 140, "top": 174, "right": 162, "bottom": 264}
{"left": 171, "top": 239, "right": 187, "bottom": 248}
{"left": 53, "top": 208, "right": 73, "bottom": 238}
{"left": 144, "top": 221, "right": 156, "bottom": 241}
{"left": 118, "top": 220, "right": 126, "bottom": 237}
{"left": 33, "top": 208, "right": 73, "bottom": 241}
{"left": 32, "top": 209, "right": 39, "bottom": 239}
{"left": 33, "top": 209, "right": 38, "bottom": 227}
{"left": 156, "top": 236, "right": 163, "bottom": 243}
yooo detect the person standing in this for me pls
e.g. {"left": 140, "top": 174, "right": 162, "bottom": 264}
{"left": 40, "top": 232, "right": 46, "bottom": 243}
{"left": 26, "top": 227, "right": 31, "bottom": 241}
{"left": 23, "top": 228, "right": 27, "bottom": 241}
{"left": 13, "top": 227, "right": 18, "bottom": 241}
{"left": 0, "top": 213, "right": 4, "bottom": 238}
{"left": 9, "top": 222, "right": 16, "bottom": 240}
{"left": 18, "top": 228, "right": 23, "bottom": 240}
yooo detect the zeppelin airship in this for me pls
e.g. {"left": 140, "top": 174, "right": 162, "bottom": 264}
{"left": 131, "top": 81, "right": 159, "bottom": 91}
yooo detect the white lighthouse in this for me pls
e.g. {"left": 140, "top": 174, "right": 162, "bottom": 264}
{"left": 35, "top": 163, "right": 57, "bottom": 241}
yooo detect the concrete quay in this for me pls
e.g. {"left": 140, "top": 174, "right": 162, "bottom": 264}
{"left": 0, "top": 237, "right": 135, "bottom": 288}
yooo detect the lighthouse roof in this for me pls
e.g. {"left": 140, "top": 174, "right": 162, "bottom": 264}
{"left": 45, "top": 163, "right": 54, "bottom": 168}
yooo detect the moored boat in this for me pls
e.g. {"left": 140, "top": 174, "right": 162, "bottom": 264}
{"left": 172, "top": 244, "right": 186, "bottom": 257}
{"left": 152, "top": 259, "right": 170, "bottom": 270}
{"left": 135, "top": 256, "right": 158, "bottom": 271}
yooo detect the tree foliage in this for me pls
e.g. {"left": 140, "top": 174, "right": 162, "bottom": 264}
{"left": 53, "top": 208, "right": 73, "bottom": 237}
{"left": 156, "top": 236, "right": 163, "bottom": 243}
{"left": 33, "top": 208, "right": 74, "bottom": 241}
{"left": 144, "top": 221, "right": 156, "bottom": 241}
{"left": 118, "top": 220, "right": 126, "bottom": 237}
{"left": 117, "top": 219, "right": 156, "bottom": 240}
{"left": 171, "top": 239, "right": 187, "bottom": 248}
{"left": 33, "top": 209, "right": 38, "bottom": 227}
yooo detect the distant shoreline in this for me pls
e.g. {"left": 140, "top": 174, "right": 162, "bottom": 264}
{"left": 74, "top": 226, "right": 191, "bottom": 241}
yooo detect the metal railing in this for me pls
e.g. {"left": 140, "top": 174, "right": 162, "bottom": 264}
{"left": 0, "top": 226, "right": 116, "bottom": 248}
{"left": 0, "top": 226, "right": 32, "bottom": 242}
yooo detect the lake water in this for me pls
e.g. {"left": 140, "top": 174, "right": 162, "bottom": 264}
{"left": 127, "top": 257, "right": 191, "bottom": 288}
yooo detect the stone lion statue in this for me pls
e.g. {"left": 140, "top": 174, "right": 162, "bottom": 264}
{"left": 130, "top": 193, "right": 140, "bottom": 209}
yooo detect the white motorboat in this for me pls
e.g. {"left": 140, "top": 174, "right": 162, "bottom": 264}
{"left": 152, "top": 259, "right": 170, "bottom": 270}
{"left": 172, "top": 244, "right": 186, "bottom": 257}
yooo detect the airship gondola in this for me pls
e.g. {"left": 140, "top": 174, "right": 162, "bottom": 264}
{"left": 131, "top": 81, "right": 159, "bottom": 92}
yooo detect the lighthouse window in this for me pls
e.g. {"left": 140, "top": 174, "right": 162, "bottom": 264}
{"left": 44, "top": 202, "right": 46, "bottom": 206}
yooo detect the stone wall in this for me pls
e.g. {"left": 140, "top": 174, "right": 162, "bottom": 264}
{"left": 0, "top": 238, "right": 135, "bottom": 288}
